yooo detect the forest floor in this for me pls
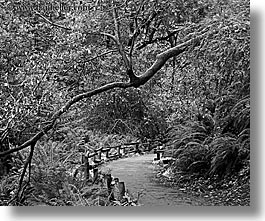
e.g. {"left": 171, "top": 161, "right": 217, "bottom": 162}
{"left": 101, "top": 153, "right": 250, "bottom": 206}
{"left": 153, "top": 163, "right": 250, "bottom": 206}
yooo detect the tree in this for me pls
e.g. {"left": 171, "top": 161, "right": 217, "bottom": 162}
{"left": 0, "top": 0, "right": 249, "bottom": 205}
{"left": 0, "top": 0, "right": 209, "bottom": 156}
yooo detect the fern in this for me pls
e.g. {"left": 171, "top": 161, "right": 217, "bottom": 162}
{"left": 208, "top": 136, "right": 239, "bottom": 178}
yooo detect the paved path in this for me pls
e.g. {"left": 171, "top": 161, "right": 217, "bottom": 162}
{"left": 102, "top": 154, "right": 207, "bottom": 206}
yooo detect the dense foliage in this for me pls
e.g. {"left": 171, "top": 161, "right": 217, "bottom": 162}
{"left": 0, "top": 0, "right": 250, "bottom": 206}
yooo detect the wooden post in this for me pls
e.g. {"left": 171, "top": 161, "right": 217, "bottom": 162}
{"left": 117, "top": 145, "right": 121, "bottom": 157}
{"left": 118, "top": 182, "right": 125, "bottom": 201}
{"left": 106, "top": 149, "right": 109, "bottom": 158}
{"left": 81, "top": 154, "right": 85, "bottom": 164}
{"left": 93, "top": 151, "right": 97, "bottom": 162}
{"left": 156, "top": 151, "right": 161, "bottom": 160}
{"left": 135, "top": 143, "right": 140, "bottom": 154}
{"left": 98, "top": 150, "right": 101, "bottom": 161}
{"left": 120, "top": 146, "right": 124, "bottom": 156}
{"left": 106, "top": 174, "right": 114, "bottom": 201}
{"left": 106, "top": 174, "right": 112, "bottom": 191}
{"left": 147, "top": 142, "right": 151, "bottom": 151}
{"left": 112, "top": 178, "right": 119, "bottom": 200}
{"left": 142, "top": 142, "right": 147, "bottom": 152}
{"left": 84, "top": 155, "right": 90, "bottom": 181}
{"left": 105, "top": 174, "right": 114, "bottom": 200}
{"left": 93, "top": 167, "right": 99, "bottom": 183}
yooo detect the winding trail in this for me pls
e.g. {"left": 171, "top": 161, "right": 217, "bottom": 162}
{"left": 102, "top": 154, "right": 207, "bottom": 206}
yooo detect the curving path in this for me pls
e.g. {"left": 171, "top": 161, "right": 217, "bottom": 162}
{"left": 102, "top": 154, "right": 208, "bottom": 206}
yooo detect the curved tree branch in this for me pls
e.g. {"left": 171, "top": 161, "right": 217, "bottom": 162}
{"left": 132, "top": 33, "right": 203, "bottom": 87}
{"left": 0, "top": 81, "right": 132, "bottom": 157}
{"left": 0, "top": 33, "right": 206, "bottom": 158}
{"left": 35, "top": 11, "right": 72, "bottom": 31}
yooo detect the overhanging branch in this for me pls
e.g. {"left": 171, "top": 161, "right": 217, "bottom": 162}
{"left": 0, "top": 81, "right": 132, "bottom": 157}
{"left": 132, "top": 33, "right": 203, "bottom": 87}
{"left": 0, "top": 33, "right": 206, "bottom": 157}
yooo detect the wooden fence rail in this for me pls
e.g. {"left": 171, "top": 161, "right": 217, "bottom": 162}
{"left": 81, "top": 139, "right": 164, "bottom": 181}
{"left": 79, "top": 139, "right": 166, "bottom": 202}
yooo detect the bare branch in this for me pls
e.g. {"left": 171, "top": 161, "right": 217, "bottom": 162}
{"left": 83, "top": 50, "right": 118, "bottom": 64}
{"left": 9, "top": 142, "right": 36, "bottom": 205}
{"left": 111, "top": 0, "right": 132, "bottom": 71}
{"left": 98, "top": 32, "right": 118, "bottom": 44}
{"left": 0, "top": 121, "right": 55, "bottom": 157}
{"left": 34, "top": 11, "right": 72, "bottom": 31}
{"left": 0, "top": 81, "right": 132, "bottom": 157}
{"left": 134, "top": 33, "right": 207, "bottom": 87}
{"left": 136, "top": 27, "right": 185, "bottom": 50}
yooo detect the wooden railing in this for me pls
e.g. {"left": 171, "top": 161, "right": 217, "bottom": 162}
{"left": 78, "top": 139, "right": 168, "bottom": 203}
{"left": 80, "top": 140, "right": 162, "bottom": 181}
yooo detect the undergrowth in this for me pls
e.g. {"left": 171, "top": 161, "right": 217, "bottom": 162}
{"left": 161, "top": 96, "right": 250, "bottom": 205}
{"left": 0, "top": 132, "right": 139, "bottom": 206}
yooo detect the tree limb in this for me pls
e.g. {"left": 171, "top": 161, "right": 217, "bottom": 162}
{"left": 34, "top": 11, "right": 72, "bottom": 31}
{"left": 136, "top": 27, "right": 185, "bottom": 50}
{"left": 9, "top": 141, "right": 36, "bottom": 205}
{"left": 83, "top": 50, "right": 118, "bottom": 64}
{"left": 0, "top": 33, "right": 205, "bottom": 157}
{"left": 111, "top": 0, "right": 132, "bottom": 71}
{"left": 34, "top": 6, "right": 137, "bottom": 83}
{"left": 132, "top": 33, "right": 203, "bottom": 87}
{"left": 0, "top": 82, "right": 131, "bottom": 157}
